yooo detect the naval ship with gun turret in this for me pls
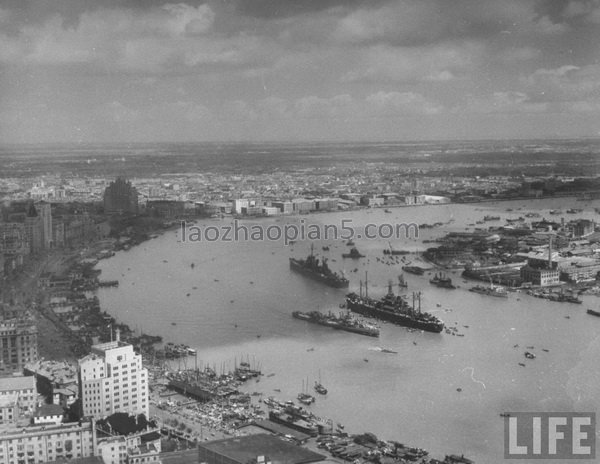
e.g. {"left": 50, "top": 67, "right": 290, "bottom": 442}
{"left": 290, "top": 244, "right": 349, "bottom": 288}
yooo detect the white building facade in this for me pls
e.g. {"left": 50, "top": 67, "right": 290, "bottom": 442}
{"left": 78, "top": 332, "right": 148, "bottom": 419}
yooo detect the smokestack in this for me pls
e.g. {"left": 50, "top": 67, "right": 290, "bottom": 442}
{"left": 115, "top": 328, "right": 120, "bottom": 342}
{"left": 548, "top": 235, "right": 553, "bottom": 269}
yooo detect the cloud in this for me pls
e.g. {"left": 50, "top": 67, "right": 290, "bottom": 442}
{"left": 161, "top": 3, "right": 215, "bottom": 36}
{"left": 227, "top": 92, "right": 445, "bottom": 121}
{"left": 100, "top": 101, "right": 140, "bottom": 123}
{"left": 233, "top": 0, "right": 390, "bottom": 19}
{"left": 462, "top": 91, "right": 548, "bottom": 114}
{"left": 0, "top": 2, "right": 293, "bottom": 76}
{"left": 563, "top": 0, "right": 600, "bottom": 22}
{"left": 523, "top": 64, "right": 600, "bottom": 102}
{"left": 365, "top": 91, "right": 443, "bottom": 115}
{"left": 332, "top": 0, "right": 545, "bottom": 46}
{"left": 342, "top": 42, "right": 482, "bottom": 83}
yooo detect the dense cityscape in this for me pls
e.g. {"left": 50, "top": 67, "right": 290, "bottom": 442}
{"left": 0, "top": 141, "right": 599, "bottom": 464}
{"left": 3, "top": 0, "right": 600, "bottom": 462}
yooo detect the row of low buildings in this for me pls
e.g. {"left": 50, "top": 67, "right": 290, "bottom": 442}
{"left": 217, "top": 194, "right": 450, "bottom": 218}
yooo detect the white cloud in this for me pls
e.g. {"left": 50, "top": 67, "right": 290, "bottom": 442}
{"left": 425, "top": 70, "right": 455, "bottom": 82}
{"left": 523, "top": 65, "right": 600, "bottom": 101}
{"left": 462, "top": 91, "right": 547, "bottom": 114}
{"left": 332, "top": 0, "right": 541, "bottom": 46}
{"left": 0, "top": 3, "right": 264, "bottom": 72}
{"left": 101, "top": 101, "right": 140, "bottom": 123}
{"left": 230, "top": 92, "right": 444, "bottom": 122}
{"left": 161, "top": 3, "right": 215, "bottom": 37}
{"left": 531, "top": 65, "right": 580, "bottom": 78}
{"left": 365, "top": 91, "right": 443, "bottom": 115}
{"left": 342, "top": 42, "right": 482, "bottom": 83}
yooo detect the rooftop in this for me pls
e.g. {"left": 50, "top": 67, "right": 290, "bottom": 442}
{"left": 199, "top": 434, "right": 325, "bottom": 464}
{"left": 0, "top": 375, "right": 35, "bottom": 392}
{"left": 34, "top": 403, "right": 65, "bottom": 418}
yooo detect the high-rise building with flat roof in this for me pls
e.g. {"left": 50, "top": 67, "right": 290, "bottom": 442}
{"left": 103, "top": 178, "right": 139, "bottom": 214}
{"left": 78, "top": 331, "right": 148, "bottom": 419}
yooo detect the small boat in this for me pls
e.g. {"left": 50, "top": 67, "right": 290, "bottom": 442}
{"left": 524, "top": 351, "right": 536, "bottom": 359}
{"left": 314, "top": 381, "right": 328, "bottom": 395}
{"left": 587, "top": 309, "right": 600, "bottom": 317}
{"left": 297, "top": 392, "right": 315, "bottom": 404}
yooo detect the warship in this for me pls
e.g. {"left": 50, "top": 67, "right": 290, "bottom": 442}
{"left": 290, "top": 244, "right": 349, "bottom": 288}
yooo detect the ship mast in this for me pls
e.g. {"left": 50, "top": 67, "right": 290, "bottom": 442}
{"left": 365, "top": 271, "right": 368, "bottom": 299}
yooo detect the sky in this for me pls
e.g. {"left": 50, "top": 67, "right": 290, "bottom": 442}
{"left": 1, "top": 0, "right": 600, "bottom": 144}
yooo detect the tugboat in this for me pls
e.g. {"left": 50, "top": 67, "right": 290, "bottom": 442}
{"left": 430, "top": 272, "right": 456, "bottom": 289}
{"left": 342, "top": 247, "right": 365, "bottom": 259}
{"left": 289, "top": 244, "right": 349, "bottom": 288}
{"left": 345, "top": 274, "right": 444, "bottom": 333}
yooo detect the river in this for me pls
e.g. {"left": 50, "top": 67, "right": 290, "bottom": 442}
{"left": 96, "top": 197, "right": 600, "bottom": 463}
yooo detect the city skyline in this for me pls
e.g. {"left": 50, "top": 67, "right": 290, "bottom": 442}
{"left": 1, "top": 0, "right": 600, "bottom": 144}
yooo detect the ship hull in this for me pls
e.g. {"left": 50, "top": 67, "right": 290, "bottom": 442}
{"left": 268, "top": 411, "right": 318, "bottom": 436}
{"left": 469, "top": 287, "right": 508, "bottom": 298}
{"left": 289, "top": 258, "right": 349, "bottom": 288}
{"left": 292, "top": 311, "right": 379, "bottom": 337}
{"left": 346, "top": 298, "right": 443, "bottom": 333}
{"left": 402, "top": 266, "right": 424, "bottom": 275}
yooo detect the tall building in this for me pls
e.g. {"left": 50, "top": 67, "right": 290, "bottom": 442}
{"left": 0, "top": 320, "right": 38, "bottom": 375}
{"left": 78, "top": 331, "right": 148, "bottom": 419}
{"left": 103, "top": 178, "right": 139, "bottom": 214}
{"left": 24, "top": 202, "right": 43, "bottom": 253}
{"left": 35, "top": 201, "right": 53, "bottom": 248}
